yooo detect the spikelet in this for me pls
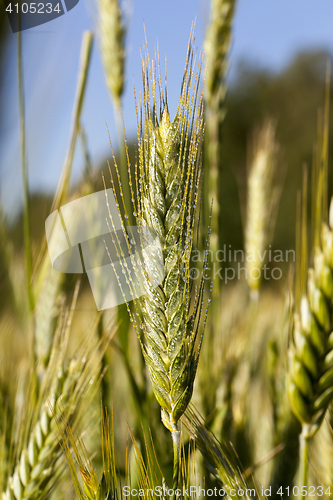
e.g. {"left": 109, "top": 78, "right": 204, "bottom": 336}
{"left": 97, "top": 0, "right": 125, "bottom": 108}
{"left": 245, "top": 119, "right": 280, "bottom": 297}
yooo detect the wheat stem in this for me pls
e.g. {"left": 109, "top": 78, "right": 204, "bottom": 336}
{"left": 17, "top": 23, "right": 33, "bottom": 312}
{"left": 33, "top": 31, "right": 93, "bottom": 309}
{"left": 31, "top": 32, "right": 93, "bottom": 376}
{"left": 52, "top": 31, "right": 93, "bottom": 211}
{"left": 204, "top": 0, "right": 236, "bottom": 272}
{"left": 171, "top": 424, "right": 180, "bottom": 493}
{"left": 300, "top": 427, "right": 310, "bottom": 490}
{"left": 97, "top": 0, "right": 129, "bottom": 219}
{"left": 98, "top": 0, "right": 132, "bottom": 392}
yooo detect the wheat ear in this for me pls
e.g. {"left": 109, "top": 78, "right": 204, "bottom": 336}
{"left": 137, "top": 40, "right": 205, "bottom": 429}
{"left": 245, "top": 119, "right": 281, "bottom": 298}
{"left": 105, "top": 31, "right": 208, "bottom": 488}
{"left": 204, "top": 0, "right": 236, "bottom": 109}
{"left": 97, "top": 0, "right": 125, "bottom": 109}
{"left": 1, "top": 280, "right": 109, "bottom": 500}
{"left": 288, "top": 209, "right": 333, "bottom": 434}
{"left": 288, "top": 74, "right": 331, "bottom": 486}
{"left": 2, "top": 358, "right": 85, "bottom": 500}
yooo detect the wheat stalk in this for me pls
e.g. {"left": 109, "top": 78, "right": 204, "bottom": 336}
{"left": 32, "top": 32, "right": 93, "bottom": 383}
{"left": 17, "top": 19, "right": 33, "bottom": 312}
{"left": 203, "top": 0, "right": 236, "bottom": 282}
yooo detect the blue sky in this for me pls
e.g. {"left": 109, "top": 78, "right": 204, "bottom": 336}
{"left": 2, "top": 0, "right": 333, "bottom": 217}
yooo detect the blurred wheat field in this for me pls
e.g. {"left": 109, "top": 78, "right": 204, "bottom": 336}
{"left": 2, "top": 1, "right": 333, "bottom": 499}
